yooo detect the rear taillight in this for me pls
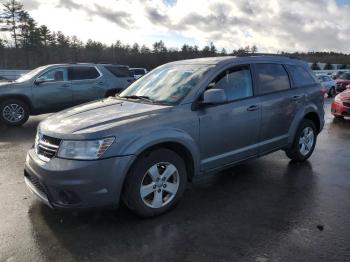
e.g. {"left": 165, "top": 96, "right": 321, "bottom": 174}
{"left": 346, "top": 84, "right": 350, "bottom": 89}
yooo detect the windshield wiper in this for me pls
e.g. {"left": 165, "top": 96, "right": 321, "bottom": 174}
{"left": 120, "top": 95, "right": 154, "bottom": 103}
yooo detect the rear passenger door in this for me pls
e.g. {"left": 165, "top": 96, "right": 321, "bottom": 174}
{"left": 253, "top": 63, "right": 302, "bottom": 154}
{"left": 68, "top": 66, "right": 104, "bottom": 105}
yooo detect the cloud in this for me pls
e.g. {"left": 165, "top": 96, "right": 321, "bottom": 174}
{"left": 21, "top": 0, "right": 40, "bottom": 10}
{"left": 57, "top": 0, "right": 134, "bottom": 29}
{"left": 25, "top": 0, "right": 350, "bottom": 52}
{"left": 92, "top": 5, "right": 133, "bottom": 29}
{"left": 145, "top": 6, "right": 171, "bottom": 26}
{"left": 57, "top": 0, "right": 82, "bottom": 10}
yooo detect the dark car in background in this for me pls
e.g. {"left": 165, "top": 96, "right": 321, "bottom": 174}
{"left": 130, "top": 68, "right": 148, "bottom": 79}
{"left": 336, "top": 72, "right": 350, "bottom": 93}
{"left": 0, "top": 63, "right": 134, "bottom": 126}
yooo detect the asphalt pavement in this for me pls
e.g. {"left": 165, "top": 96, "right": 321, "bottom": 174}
{"left": 0, "top": 99, "right": 350, "bottom": 262}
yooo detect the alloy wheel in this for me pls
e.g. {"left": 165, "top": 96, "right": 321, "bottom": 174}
{"left": 299, "top": 127, "right": 315, "bottom": 156}
{"left": 2, "top": 104, "right": 25, "bottom": 123}
{"left": 140, "top": 162, "right": 180, "bottom": 209}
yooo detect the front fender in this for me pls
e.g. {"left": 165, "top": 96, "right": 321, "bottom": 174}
{"left": 119, "top": 128, "right": 201, "bottom": 177}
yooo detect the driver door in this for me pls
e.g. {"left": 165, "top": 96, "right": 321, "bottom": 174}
{"left": 32, "top": 67, "right": 73, "bottom": 112}
{"left": 198, "top": 65, "right": 261, "bottom": 171}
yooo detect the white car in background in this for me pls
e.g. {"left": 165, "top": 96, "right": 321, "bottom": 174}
{"left": 130, "top": 68, "right": 148, "bottom": 79}
{"left": 317, "top": 74, "right": 337, "bottom": 97}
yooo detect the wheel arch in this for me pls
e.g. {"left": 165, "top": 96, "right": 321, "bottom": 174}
{"left": 288, "top": 106, "right": 322, "bottom": 145}
{"left": 120, "top": 129, "right": 201, "bottom": 181}
{"left": 136, "top": 141, "right": 196, "bottom": 181}
{"left": 0, "top": 94, "right": 33, "bottom": 113}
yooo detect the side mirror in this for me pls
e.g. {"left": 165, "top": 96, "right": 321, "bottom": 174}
{"left": 35, "top": 78, "right": 45, "bottom": 85}
{"left": 202, "top": 89, "right": 227, "bottom": 105}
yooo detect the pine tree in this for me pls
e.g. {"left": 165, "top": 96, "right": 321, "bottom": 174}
{"left": 0, "top": 0, "right": 25, "bottom": 49}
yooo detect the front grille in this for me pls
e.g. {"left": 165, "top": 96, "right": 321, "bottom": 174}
{"left": 35, "top": 133, "right": 61, "bottom": 162}
{"left": 24, "top": 172, "right": 47, "bottom": 197}
{"left": 343, "top": 101, "right": 350, "bottom": 108}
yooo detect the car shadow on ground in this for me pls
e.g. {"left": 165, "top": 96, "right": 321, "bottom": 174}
{"left": 0, "top": 117, "right": 42, "bottom": 142}
{"left": 27, "top": 160, "right": 318, "bottom": 261}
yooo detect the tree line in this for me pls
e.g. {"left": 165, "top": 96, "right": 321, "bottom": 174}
{"left": 1, "top": 0, "right": 350, "bottom": 70}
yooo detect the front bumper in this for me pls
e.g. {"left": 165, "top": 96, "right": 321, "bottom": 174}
{"left": 331, "top": 102, "right": 350, "bottom": 117}
{"left": 24, "top": 149, "right": 135, "bottom": 209}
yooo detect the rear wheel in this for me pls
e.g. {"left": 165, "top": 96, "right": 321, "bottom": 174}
{"left": 0, "top": 99, "right": 29, "bottom": 126}
{"left": 286, "top": 119, "right": 317, "bottom": 162}
{"left": 122, "top": 148, "right": 187, "bottom": 217}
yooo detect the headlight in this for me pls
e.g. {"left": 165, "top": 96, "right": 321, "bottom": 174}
{"left": 57, "top": 137, "right": 115, "bottom": 160}
{"left": 334, "top": 95, "right": 342, "bottom": 103}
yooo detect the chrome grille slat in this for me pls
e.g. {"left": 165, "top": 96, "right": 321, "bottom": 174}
{"left": 39, "top": 140, "right": 59, "bottom": 149}
{"left": 38, "top": 144, "right": 57, "bottom": 152}
{"left": 35, "top": 133, "right": 61, "bottom": 162}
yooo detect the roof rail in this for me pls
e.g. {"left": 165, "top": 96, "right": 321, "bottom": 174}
{"left": 236, "top": 53, "right": 303, "bottom": 60}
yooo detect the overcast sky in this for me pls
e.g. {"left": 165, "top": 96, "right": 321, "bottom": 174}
{"left": 5, "top": 0, "right": 350, "bottom": 52}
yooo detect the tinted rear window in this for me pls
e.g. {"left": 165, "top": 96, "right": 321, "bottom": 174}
{"left": 134, "top": 69, "right": 145, "bottom": 75}
{"left": 105, "top": 66, "right": 132, "bottom": 78}
{"left": 286, "top": 65, "right": 315, "bottom": 87}
{"left": 68, "top": 67, "right": 100, "bottom": 80}
{"left": 255, "top": 63, "right": 290, "bottom": 94}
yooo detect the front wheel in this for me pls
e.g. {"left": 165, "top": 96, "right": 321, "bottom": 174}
{"left": 122, "top": 148, "right": 187, "bottom": 217}
{"left": 0, "top": 99, "right": 29, "bottom": 126}
{"left": 286, "top": 119, "right": 317, "bottom": 162}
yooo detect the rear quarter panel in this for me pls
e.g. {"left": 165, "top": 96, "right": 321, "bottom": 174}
{"left": 287, "top": 83, "right": 324, "bottom": 145}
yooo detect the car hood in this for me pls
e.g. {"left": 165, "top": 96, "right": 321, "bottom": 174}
{"left": 0, "top": 82, "right": 13, "bottom": 88}
{"left": 40, "top": 98, "right": 170, "bottom": 136}
{"left": 339, "top": 90, "right": 350, "bottom": 98}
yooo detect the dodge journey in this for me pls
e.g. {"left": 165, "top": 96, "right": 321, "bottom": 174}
{"left": 24, "top": 55, "right": 324, "bottom": 217}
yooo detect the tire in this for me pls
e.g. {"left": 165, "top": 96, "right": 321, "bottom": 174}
{"left": 0, "top": 99, "right": 29, "bottom": 126}
{"left": 286, "top": 119, "right": 317, "bottom": 162}
{"left": 122, "top": 148, "right": 187, "bottom": 217}
{"left": 328, "top": 87, "right": 336, "bottom": 98}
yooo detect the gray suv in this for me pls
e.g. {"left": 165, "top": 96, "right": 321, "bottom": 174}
{"left": 0, "top": 63, "right": 134, "bottom": 126}
{"left": 24, "top": 56, "right": 324, "bottom": 217}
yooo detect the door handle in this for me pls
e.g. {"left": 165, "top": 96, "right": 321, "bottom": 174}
{"left": 247, "top": 105, "right": 260, "bottom": 111}
{"left": 62, "top": 83, "right": 69, "bottom": 87}
{"left": 292, "top": 95, "right": 303, "bottom": 101}
{"left": 98, "top": 81, "right": 105, "bottom": 85}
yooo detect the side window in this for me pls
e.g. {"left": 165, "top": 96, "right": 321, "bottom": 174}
{"left": 38, "top": 68, "right": 68, "bottom": 82}
{"left": 210, "top": 65, "right": 253, "bottom": 102}
{"left": 255, "top": 63, "right": 290, "bottom": 94}
{"left": 68, "top": 67, "right": 100, "bottom": 81}
{"left": 104, "top": 66, "right": 132, "bottom": 78}
{"left": 285, "top": 65, "right": 315, "bottom": 87}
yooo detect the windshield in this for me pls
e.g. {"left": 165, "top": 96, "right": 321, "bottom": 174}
{"left": 15, "top": 65, "right": 48, "bottom": 83}
{"left": 119, "top": 64, "right": 213, "bottom": 105}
